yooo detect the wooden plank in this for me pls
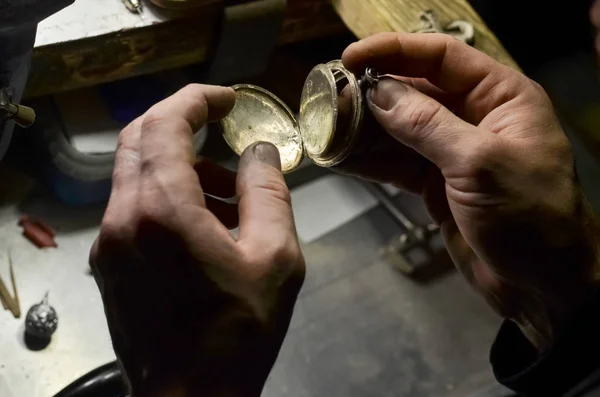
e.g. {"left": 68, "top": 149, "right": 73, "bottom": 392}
{"left": 26, "top": 0, "right": 347, "bottom": 98}
{"left": 331, "top": 0, "right": 519, "bottom": 70}
{"left": 35, "top": 0, "right": 166, "bottom": 47}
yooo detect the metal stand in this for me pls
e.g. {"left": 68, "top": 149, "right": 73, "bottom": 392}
{"left": 364, "top": 183, "right": 440, "bottom": 275}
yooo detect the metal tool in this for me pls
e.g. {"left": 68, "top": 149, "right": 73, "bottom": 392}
{"left": 25, "top": 291, "right": 58, "bottom": 339}
{"left": 414, "top": 10, "right": 475, "bottom": 46}
{"left": 360, "top": 68, "right": 380, "bottom": 87}
{"left": 0, "top": 88, "right": 36, "bottom": 128}
{"left": 0, "top": 252, "right": 21, "bottom": 318}
{"left": 365, "top": 183, "right": 440, "bottom": 275}
{"left": 122, "top": 0, "right": 144, "bottom": 17}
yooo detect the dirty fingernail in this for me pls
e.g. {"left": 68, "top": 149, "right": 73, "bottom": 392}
{"left": 369, "top": 78, "right": 408, "bottom": 112}
{"left": 253, "top": 141, "right": 281, "bottom": 171}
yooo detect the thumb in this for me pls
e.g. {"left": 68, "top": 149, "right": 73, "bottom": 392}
{"left": 369, "top": 78, "right": 482, "bottom": 169}
{"left": 236, "top": 142, "right": 298, "bottom": 253}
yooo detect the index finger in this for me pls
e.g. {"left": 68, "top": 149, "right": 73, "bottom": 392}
{"left": 342, "top": 32, "right": 520, "bottom": 97}
{"left": 139, "top": 84, "right": 236, "bottom": 206}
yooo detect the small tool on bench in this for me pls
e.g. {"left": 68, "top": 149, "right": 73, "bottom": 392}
{"left": 122, "top": 0, "right": 144, "bottom": 18}
{"left": 0, "top": 252, "right": 21, "bottom": 318}
{"left": 25, "top": 292, "right": 58, "bottom": 339}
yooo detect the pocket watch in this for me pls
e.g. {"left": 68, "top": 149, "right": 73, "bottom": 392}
{"left": 219, "top": 60, "right": 379, "bottom": 173}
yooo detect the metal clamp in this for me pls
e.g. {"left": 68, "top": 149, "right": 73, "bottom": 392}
{"left": 364, "top": 183, "right": 441, "bottom": 275}
{"left": 414, "top": 10, "right": 475, "bottom": 46}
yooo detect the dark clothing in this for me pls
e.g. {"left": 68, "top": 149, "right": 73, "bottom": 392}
{"left": 491, "top": 290, "right": 600, "bottom": 396}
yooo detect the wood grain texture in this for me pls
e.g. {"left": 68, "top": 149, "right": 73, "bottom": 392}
{"left": 332, "top": 0, "right": 519, "bottom": 70}
{"left": 27, "top": 0, "right": 518, "bottom": 98}
{"left": 26, "top": 0, "right": 347, "bottom": 98}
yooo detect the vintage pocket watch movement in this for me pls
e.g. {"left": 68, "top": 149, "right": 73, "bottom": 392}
{"left": 219, "top": 61, "right": 378, "bottom": 173}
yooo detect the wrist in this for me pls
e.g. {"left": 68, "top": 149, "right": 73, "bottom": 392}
{"left": 515, "top": 283, "right": 597, "bottom": 352}
{"left": 516, "top": 196, "right": 600, "bottom": 351}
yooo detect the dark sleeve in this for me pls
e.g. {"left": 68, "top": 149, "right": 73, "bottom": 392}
{"left": 490, "top": 288, "right": 600, "bottom": 397}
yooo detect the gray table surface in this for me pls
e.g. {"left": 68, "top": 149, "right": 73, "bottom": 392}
{"left": 0, "top": 167, "right": 113, "bottom": 397}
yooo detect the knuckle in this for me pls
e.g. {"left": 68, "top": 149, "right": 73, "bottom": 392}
{"left": 140, "top": 111, "right": 190, "bottom": 138}
{"left": 529, "top": 79, "right": 544, "bottom": 93}
{"left": 529, "top": 135, "right": 573, "bottom": 175}
{"left": 181, "top": 83, "right": 205, "bottom": 95}
{"left": 243, "top": 237, "right": 304, "bottom": 279}
{"left": 117, "top": 122, "right": 139, "bottom": 150}
{"left": 556, "top": 134, "right": 572, "bottom": 154}
{"left": 467, "top": 75, "right": 508, "bottom": 112}
{"left": 287, "top": 254, "right": 306, "bottom": 289}
{"left": 178, "top": 85, "right": 208, "bottom": 121}
{"left": 179, "top": 84, "right": 205, "bottom": 103}
{"left": 270, "top": 239, "right": 303, "bottom": 267}
{"left": 463, "top": 137, "right": 504, "bottom": 174}
{"left": 98, "top": 219, "right": 130, "bottom": 248}
{"left": 88, "top": 238, "right": 101, "bottom": 272}
{"left": 140, "top": 112, "right": 166, "bottom": 134}
{"left": 136, "top": 200, "right": 168, "bottom": 228}
{"left": 516, "top": 77, "right": 551, "bottom": 105}
{"left": 430, "top": 32, "right": 457, "bottom": 47}
{"left": 524, "top": 80, "right": 546, "bottom": 101}
{"left": 93, "top": 219, "right": 133, "bottom": 269}
{"left": 254, "top": 176, "right": 292, "bottom": 207}
{"left": 528, "top": 79, "right": 546, "bottom": 96}
{"left": 273, "top": 241, "right": 306, "bottom": 290}
{"left": 405, "top": 99, "right": 444, "bottom": 140}
{"left": 467, "top": 72, "right": 527, "bottom": 120}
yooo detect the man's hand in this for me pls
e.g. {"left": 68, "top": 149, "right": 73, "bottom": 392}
{"left": 89, "top": 84, "right": 305, "bottom": 397}
{"left": 341, "top": 33, "right": 600, "bottom": 351}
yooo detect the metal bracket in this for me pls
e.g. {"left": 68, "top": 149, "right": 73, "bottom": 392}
{"left": 364, "top": 183, "right": 441, "bottom": 276}
{"left": 414, "top": 10, "right": 475, "bottom": 46}
{"left": 206, "top": 0, "right": 287, "bottom": 84}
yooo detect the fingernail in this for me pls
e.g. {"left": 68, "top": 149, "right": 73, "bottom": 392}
{"left": 369, "top": 78, "right": 407, "bottom": 112}
{"left": 253, "top": 142, "right": 282, "bottom": 171}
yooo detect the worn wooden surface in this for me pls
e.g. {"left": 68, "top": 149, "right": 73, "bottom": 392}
{"left": 27, "top": 0, "right": 518, "bottom": 98}
{"left": 332, "top": 0, "right": 519, "bottom": 70}
{"left": 26, "top": 0, "right": 347, "bottom": 98}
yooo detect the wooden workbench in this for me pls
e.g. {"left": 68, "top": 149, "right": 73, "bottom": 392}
{"left": 28, "top": 0, "right": 347, "bottom": 98}
{"left": 29, "top": 0, "right": 517, "bottom": 98}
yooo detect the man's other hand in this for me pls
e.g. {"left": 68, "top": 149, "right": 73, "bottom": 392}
{"left": 89, "top": 84, "right": 305, "bottom": 397}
